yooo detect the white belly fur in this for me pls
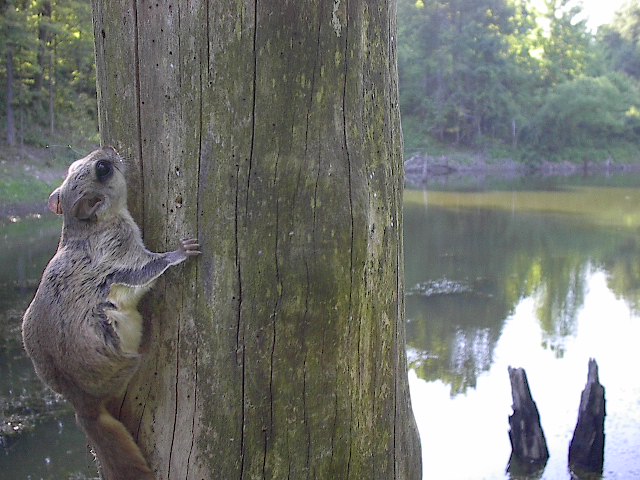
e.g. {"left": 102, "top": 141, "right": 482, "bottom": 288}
{"left": 106, "top": 282, "right": 154, "bottom": 354}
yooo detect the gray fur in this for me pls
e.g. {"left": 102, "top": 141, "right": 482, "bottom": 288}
{"left": 22, "top": 147, "right": 200, "bottom": 480}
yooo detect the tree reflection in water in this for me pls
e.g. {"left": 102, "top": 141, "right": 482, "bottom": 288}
{"left": 405, "top": 176, "right": 640, "bottom": 479}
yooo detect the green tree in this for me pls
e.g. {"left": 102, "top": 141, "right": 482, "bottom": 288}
{"left": 45, "top": 0, "right": 96, "bottom": 138}
{"left": 395, "top": 0, "right": 640, "bottom": 161}
{"left": 516, "top": 1, "right": 640, "bottom": 160}
{"left": 398, "top": 0, "right": 523, "bottom": 147}
{"left": 598, "top": 1, "right": 640, "bottom": 79}
{"left": 0, "top": 0, "right": 96, "bottom": 149}
{"left": 499, "top": 0, "right": 640, "bottom": 161}
{"left": 524, "top": 74, "right": 640, "bottom": 158}
{"left": 536, "top": 0, "right": 592, "bottom": 85}
{"left": 0, "top": 0, "right": 33, "bottom": 145}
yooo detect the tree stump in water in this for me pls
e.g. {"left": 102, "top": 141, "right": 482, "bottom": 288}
{"left": 569, "top": 358, "right": 606, "bottom": 474}
{"left": 507, "top": 366, "right": 549, "bottom": 474}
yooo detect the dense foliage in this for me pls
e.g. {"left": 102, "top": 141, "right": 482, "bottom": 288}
{"left": 0, "top": 0, "right": 96, "bottom": 151}
{"left": 1, "top": 1, "right": 639, "bottom": 163}
{"left": 398, "top": 0, "right": 640, "bottom": 163}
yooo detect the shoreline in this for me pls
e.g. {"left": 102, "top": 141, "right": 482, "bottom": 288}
{"left": 404, "top": 154, "right": 640, "bottom": 187}
{"left": 0, "top": 144, "right": 67, "bottom": 224}
{"left": 0, "top": 202, "right": 50, "bottom": 224}
{"left": 3, "top": 147, "right": 640, "bottom": 221}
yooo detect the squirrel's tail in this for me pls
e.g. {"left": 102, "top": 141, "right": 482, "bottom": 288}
{"left": 76, "top": 403, "right": 155, "bottom": 480}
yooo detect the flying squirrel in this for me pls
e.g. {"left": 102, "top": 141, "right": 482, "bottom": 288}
{"left": 22, "top": 146, "right": 200, "bottom": 480}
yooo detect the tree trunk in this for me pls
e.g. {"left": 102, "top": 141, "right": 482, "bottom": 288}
{"left": 507, "top": 366, "right": 549, "bottom": 474}
{"left": 35, "top": 1, "right": 52, "bottom": 95}
{"left": 49, "top": 44, "right": 55, "bottom": 136}
{"left": 569, "top": 358, "right": 605, "bottom": 474}
{"left": 92, "top": 1, "right": 421, "bottom": 479}
{"left": 6, "top": 47, "right": 16, "bottom": 146}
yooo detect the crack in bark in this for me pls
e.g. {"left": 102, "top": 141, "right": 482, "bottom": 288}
{"left": 186, "top": 272, "right": 199, "bottom": 479}
{"left": 261, "top": 429, "right": 268, "bottom": 479}
{"left": 340, "top": 1, "right": 355, "bottom": 477}
{"left": 242, "top": 3, "right": 259, "bottom": 476}
{"left": 330, "top": 382, "right": 339, "bottom": 474}
{"left": 191, "top": 46, "right": 202, "bottom": 468}
{"left": 234, "top": 166, "right": 243, "bottom": 359}
{"left": 186, "top": 25, "right": 204, "bottom": 479}
{"left": 303, "top": 4, "right": 323, "bottom": 157}
{"left": 235, "top": 162, "right": 246, "bottom": 479}
{"left": 205, "top": 0, "right": 210, "bottom": 78}
{"left": 239, "top": 346, "right": 247, "bottom": 479}
{"left": 176, "top": 4, "right": 182, "bottom": 90}
{"left": 302, "top": 258, "right": 312, "bottom": 477}
{"left": 132, "top": 0, "right": 145, "bottom": 229}
{"left": 186, "top": 342, "right": 198, "bottom": 478}
{"left": 197, "top": 32, "right": 204, "bottom": 237}
{"left": 312, "top": 126, "right": 321, "bottom": 274}
{"left": 386, "top": 2, "right": 402, "bottom": 476}
{"left": 167, "top": 304, "right": 182, "bottom": 479}
{"left": 246, "top": 0, "right": 259, "bottom": 216}
{"left": 165, "top": 167, "right": 171, "bottom": 249}
{"left": 265, "top": 146, "right": 283, "bottom": 478}
{"left": 134, "top": 383, "right": 152, "bottom": 443}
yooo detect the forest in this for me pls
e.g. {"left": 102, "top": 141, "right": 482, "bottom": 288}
{"left": 398, "top": 0, "right": 640, "bottom": 163}
{"left": 1, "top": 0, "right": 640, "bottom": 165}
{"left": 0, "top": 0, "right": 95, "bottom": 152}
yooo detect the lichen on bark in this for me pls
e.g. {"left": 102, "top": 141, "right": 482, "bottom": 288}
{"left": 92, "top": 1, "right": 421, "bottom": 478}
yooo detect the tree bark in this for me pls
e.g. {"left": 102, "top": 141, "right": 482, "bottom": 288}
{"left": 92, "top": 1, "right": 421, "bottom": 479}
{"left": 569, "top": 358, "right": 605, "bottom": 474}
{"left": 507, "top": 366, "right": 549, "bottom": 474}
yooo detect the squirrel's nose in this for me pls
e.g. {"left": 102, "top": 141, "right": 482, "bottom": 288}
{"left": 48, "top": 189, "right": 63, "bottom": 215}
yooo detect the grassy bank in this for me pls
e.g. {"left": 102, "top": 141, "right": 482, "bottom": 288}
{"left": 0, "top": 144, "right": 83, "bottom": 220}
{"left": 402, "top": 116, "right": 640, "bottom": 170}
{"left": 2, "top": 137, "right": 639, "bottom": 221}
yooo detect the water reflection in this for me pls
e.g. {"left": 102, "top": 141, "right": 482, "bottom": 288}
{"left": 3, "top": 176, "right": 640, "bottom": 479}
{"left": 0, "top": 217, "right": 98, "bottom": 479}
{"left": 0, "top": 217, "right": 62, "bottom": 287}
{"left": 405, "top": 176, "right": 640, "bottom": 479}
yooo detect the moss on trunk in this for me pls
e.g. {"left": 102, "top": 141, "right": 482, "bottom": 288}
{"left": 92, "top": 1, "right": 421, "bottom": 478}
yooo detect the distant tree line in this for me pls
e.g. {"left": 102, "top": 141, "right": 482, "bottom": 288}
{"left": 0, "top": 0, "right": 96, "bottom": 150}
{"left": 398, "top": 0, "right": 640, "bottom": 163}
{"left": 1, "top": 0, "right": 639, "bottom": 164}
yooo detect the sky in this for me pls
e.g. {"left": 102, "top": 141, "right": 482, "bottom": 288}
{"left": 531, "top": 0, "right": 629, "bottom": 30}
{"left": 580, "top": 0, "right": 627, "bottom": 29}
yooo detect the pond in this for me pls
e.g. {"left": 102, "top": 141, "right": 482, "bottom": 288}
{"left": 405, "top": 173, "right": 640, "bottom": 479}
{"left": 0, "top": 215, "right": 99, "bottom": 479}
{"left": 1, "top": 173, "right": 639, "bottom": 479}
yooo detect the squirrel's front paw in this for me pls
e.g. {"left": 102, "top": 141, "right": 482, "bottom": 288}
{"left": 179, "top": 238, "right": 201, "bottom": 257}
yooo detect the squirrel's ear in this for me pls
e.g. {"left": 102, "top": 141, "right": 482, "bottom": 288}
{"left": 48, "top": 189, "right": 63, "bottom": 215}
{"left": 102, "top": 145, "right": 119, "bottom": 156}
{"left": 71, "top": 194, "right": 103, "bottom": 221}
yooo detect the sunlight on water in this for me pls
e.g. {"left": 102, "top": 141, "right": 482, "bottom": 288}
{"left": 404, "top": 186, "right": 640, "bottom": 230}
{"left": 3, "top": 175, "right": 640, "bottom": 478}
{"left": 404, "top": 175, "right": 640, "bottom": 479}
{"left": 410, "top": 269, "right": 640, "bottom": 480}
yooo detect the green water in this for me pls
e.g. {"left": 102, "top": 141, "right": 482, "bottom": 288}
{"left": 0, "top": 216, "right": 98, "bottom": 479}
{"left": 405, "top": 174, "right": 640, "bottom": 479}
{"left": 1, "top": 173, "right": 640, "bottom": 479}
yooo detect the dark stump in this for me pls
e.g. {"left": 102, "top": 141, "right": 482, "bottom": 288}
{"left": 569, "top": 358, "right": 606, "bottom": 474}
{"left": 507, "top": 366, "right": 549, "bottom": 475}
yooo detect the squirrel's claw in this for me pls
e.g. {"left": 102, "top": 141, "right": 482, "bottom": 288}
{"left": 180, "top": 238, "right": 201, "bottom": 256}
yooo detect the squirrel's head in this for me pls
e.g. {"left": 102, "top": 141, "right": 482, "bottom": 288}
{"left": 49, "top": 146, "right": 128, "bottom": 224}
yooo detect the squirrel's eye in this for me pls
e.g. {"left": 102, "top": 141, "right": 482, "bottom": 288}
{"left": 95, "top": 160, "right": 113, "bottom": 182}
